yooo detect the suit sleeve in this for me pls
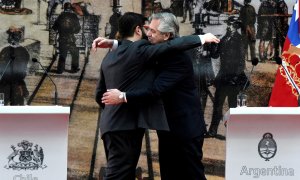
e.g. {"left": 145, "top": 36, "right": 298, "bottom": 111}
{"left": 95, "top": 67, "right": 106, "bottom": 109}
{"left": 126, "top": 53, "right": 190, "bottom": 104}
{"left": 136, "top": 35, "right": 202, "bottom": 64}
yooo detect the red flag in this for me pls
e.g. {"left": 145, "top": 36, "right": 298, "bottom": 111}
{"left": 269, "top": 2, "right": 300, "bottom": 107}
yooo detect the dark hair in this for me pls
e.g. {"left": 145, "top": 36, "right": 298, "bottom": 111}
{"left": 118, "top": 12, "right": 147, "bottom": 39}
{"left": 63, "top": 2, "right": 72, "bottom": 10}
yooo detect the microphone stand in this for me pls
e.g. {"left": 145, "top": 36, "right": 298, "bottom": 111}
{"left": 241, "top": 65, "right": 254, "bottom": 92}
{"left": 33, "top": 59, "right": 58, "bottom": 105}
{"left": 0, "top": 59, "right": 12, "bottom": 82}
{"left": 237, "top": 58, "right": 259, "bottom": 107}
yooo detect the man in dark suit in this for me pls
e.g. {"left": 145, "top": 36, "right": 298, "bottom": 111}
{"left": 99, "top": 12, "right": 219, "bottom": 180}
{"left": 95, "top": 12, "right": 219, "bottom": 180}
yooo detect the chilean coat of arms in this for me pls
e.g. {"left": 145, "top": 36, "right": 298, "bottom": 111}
{"left": 4, "top": 140, "right": 47, "bottom": 170}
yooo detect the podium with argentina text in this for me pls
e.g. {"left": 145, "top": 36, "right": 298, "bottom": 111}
{"left": 0, "top": 106, "right": 70, "bottom": 180}
{"left": 224, "top": 107, "right": 300, "bottom": 180}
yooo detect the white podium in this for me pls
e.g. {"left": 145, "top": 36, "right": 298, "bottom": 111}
{"left": 224, "top": 107, "right": 300, "bottom": 180}
{"left": 0, "top": 106, "right": 70, "bottom": 180}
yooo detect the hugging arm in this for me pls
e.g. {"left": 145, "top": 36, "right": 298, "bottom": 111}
{"left": 92, "top": 33, "right": 219, "bottom": 57}
{"left": 102, "top": 56, "right": 189, "bottom": 105}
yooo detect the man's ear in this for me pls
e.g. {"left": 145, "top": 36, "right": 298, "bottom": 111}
{"left": 135, "top": 26, "right": 142, "bottom": 36}
{"left": 163, "top": 32, "right": 171, "bottom": 41}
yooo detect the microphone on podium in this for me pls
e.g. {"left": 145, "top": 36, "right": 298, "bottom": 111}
{"left": 237, "top": 58, "right": 259, "bottom": 107}
{"left": 275, "top": 57, "right": 300, "bottom": 107}
{"left": 32, "top": 58, "right": 58, "bottom": 105}
{"left": 242, "top": 57, "right": 259, "bottom": 92}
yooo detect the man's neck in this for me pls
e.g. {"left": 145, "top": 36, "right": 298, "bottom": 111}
{"left": 126, "top": 33, "right": 141, "bottom": 42}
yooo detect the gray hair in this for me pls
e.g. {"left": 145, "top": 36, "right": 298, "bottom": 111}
{"left": 149, "top": 12, "right": 180, "bottom": 38}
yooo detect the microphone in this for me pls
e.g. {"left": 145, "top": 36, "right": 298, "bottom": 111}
{"left": 32, "top": 58, "right": 58, "bottom": 105}
{"left": 275, "top": 57, "right": 300, "bottom": 106}
{"left": 242, "top": 57, "right": 259, "bottom": 91}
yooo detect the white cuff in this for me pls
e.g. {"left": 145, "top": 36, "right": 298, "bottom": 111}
{"left": 198, "top": 35, "right": 205, "bottom": 45}
{"left": 111, "top": 40, "right": 118, "bottom": 51}
{"left": 123, "top": 92, "right": 127, "bottom": 103}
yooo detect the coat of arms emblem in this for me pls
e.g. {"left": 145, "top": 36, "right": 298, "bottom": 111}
{"left": 258, "top": 133, "right": 277, "bottom": 161}
{"left": 5, "top": 140, "right": 47, "bottom": 170}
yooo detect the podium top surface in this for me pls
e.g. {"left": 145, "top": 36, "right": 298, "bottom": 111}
{"left": 224, "top": 107, "right": 300, "bottom": 121}
{"left": 0, "top": 106, "right": 70, "bottom": 114}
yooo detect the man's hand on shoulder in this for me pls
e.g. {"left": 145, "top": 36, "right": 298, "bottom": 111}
{"left": 102, "top": 89, "right": 126, "bottom": 105}
{"left": 202, "top": 33, "right": 220, "bottom": 44}
{"left": 92, "top": 37, "right": 114, "bottom": 51}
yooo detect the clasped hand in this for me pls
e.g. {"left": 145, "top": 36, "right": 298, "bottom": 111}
{"left": 92, "top": 37, "right": 114, "bottom": 51}
{"left": 102, "top": 89, "right": 123, "bottom": 105}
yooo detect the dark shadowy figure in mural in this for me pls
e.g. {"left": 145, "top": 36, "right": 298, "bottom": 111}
{"left": 207, "top": 16, "right": 246, "bottom": 137}
{"left": 190, "top": 27, "right": 215, "bottom": 115}
{"left": 52, "top": 2, "right": 81, "bottom": 74}
{"left": 181, "top": 0, "right": 194, "bottom": 23}
{"left": 273, "top": 0, "right": 288, "bottom": 59}
{"left": 0, "top": 26, "right": 29, "bottom": 105}
{"left": 257, "top": 0, "right": 275, "bottom": 62}
{"left": 108, "top": 5, "right": 122, "bottom": 39}
{"left": 239, "top": 0, "right": 256, "bottom": 62}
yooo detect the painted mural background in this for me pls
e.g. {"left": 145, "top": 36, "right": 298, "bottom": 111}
{"left": 0, "top": 0, "right": 295, "bottom": 179}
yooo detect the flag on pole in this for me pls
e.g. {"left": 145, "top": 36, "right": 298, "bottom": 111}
{"left": 269, "top": 0, "right": 300, "bottom": 107}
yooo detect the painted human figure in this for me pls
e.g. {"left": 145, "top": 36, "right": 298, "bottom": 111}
{"left": 239, "top": 0, "right": 257, "bottom": 61}
{"left": 207, "top": 16, "right": 246, "bottom": 137}
{"left": 257, "top": 0, "right": 275, "bottom": 62}
{"left": 0, "top": 26, "right": 29, "bottom": 105}
{"left": 52, "top": 2, "right": 81, "bottom": 74}
{"left": 108, "top": 6, "right": 122, "bottom": 39}
{"left": 190, "top": 27, "right": 215, "bottom": 114}
{"left": 181, "top": 0, "right": 194, "bottom": 23}
{"left": 273, "top": 0, "right": 288, "bottom": 59}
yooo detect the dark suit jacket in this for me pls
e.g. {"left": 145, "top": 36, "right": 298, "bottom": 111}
{"left": 126, "top": 43, "right": 207, "bottom": 140}
{"left": 95, "top": 36, "right": 202, "bottom": 136}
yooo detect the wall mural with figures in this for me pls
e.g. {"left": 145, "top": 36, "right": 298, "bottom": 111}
{"left": 0, "top": 0, "right": 297, "bottom": 179}
{"left": 0, "top": 0, "right": 100, "bottom": 106}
